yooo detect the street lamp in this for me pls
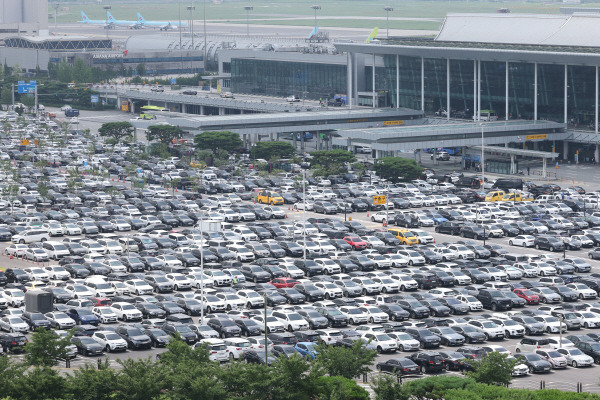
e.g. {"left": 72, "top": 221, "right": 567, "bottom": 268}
{"left": 244, "top": 6, "right": 253, "bottom": 37}
{"left": 384, "top": 6, "right": 393, "bottom": 38}
{"left": 311, "top": 5, "right": 321, "bottom": 35}
{"left": 53, "top": 3, "right": 60, "bottom": 31}
{"left": 103, "top": 5, "right": 111, "bottom": 39}
{"left": 302, "top": 171, "right": 307, "bottom": 260}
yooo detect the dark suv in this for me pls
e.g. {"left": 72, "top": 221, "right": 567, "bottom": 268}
{"left": 476, "top": 289, "right": 512, "bottom": 311}
{"left": 407, "top": 351, "right": 444, "bottom": 373}
{"left": 534, "top": 236, "right": 565, "bottom": 252}
{"left": 404, "top": 328, "right": 441, "bottom": 349}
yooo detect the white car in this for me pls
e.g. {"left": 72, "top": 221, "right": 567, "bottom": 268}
{"left": 371, "top": 277, "right": 400, "bottom": 294}
{"left": 187, "top": 273, "right": 215, "bottom": 289}
{"left": 44, "top": 311, "right": 76, "bottom": 330}
{"left": 64, "top": 284, "right": 94, "bottom": 299}
{"left": 92, "top": 306, "right": 118, "bottom": 324}
{"left": 386, "top": 331, "right": 420, "bottom": 351}
{"left": 194, "top": 294, "right": 226, "bottom": 313}
{"left": 224, "top": 338, "right": 252, "bottom": 360}
{"left": 0, "top": 316, "right": 28, "bottom": 332}
{"left": 359, "top": 306, "right": 389, "bottom": 324}
{"left": 110, "top": 302, "right": 143, "bottom": 321}
{"left": 2, "top": 289, "right": 25, "bottom": 307}
{"left": 92, "top": 331, "right": 128, "bottom": 353}
{"left": 273, "top": 311, "right": 310, "bottom": 331}
{"left": 237, "top": 290, "right": 265, "bottom": 308}
{"left": 23, "top": 268, "right": 50, "bottom": 282}
{"left": 215, "top": 293, "right": 245, "bottom": 311}
{"left": 43, "top": 266, "right": 70, "bottom": 280}
{"left": 574, "top": 312, "right": 600, "bottom": 328}
{"left": 61, "top": 223, "right": 83, "bottom": 236}
{"left": 196, "top": 338, "right": 230, "bottom": 362}
{"left": 509, "top": 235, "right": 536, "bottom": 247}
{"left": 251, "top": 315, "right": 285, "bottom": 333}
{"left": 467, "top": 320, "right": 504, "bottom": 340}
{"left": 390, "top": 274, "right": 418, "bottom": 291}
{"left": 428, "top": 288, "right": 460, "bottom": 298}
{"left": 109, "top": 281, "right": 130, "bottom": 296}
{"left": 557, "top": 347, "right": 594, "bottom": 367}
{"left": 165, "top": 273, "right": 192, "bottom": 291}
{"left": 456, "top": 295, "right": 483, "bottom": 311}
{"left": 339, "top": 306, "right": 368, "bottom": 325}
{"left": 3, "top": 244, "right": 28, "bottom": 257}
{"left": 533, "top": 315, "right": 567, "bottom": 333}
{"left": 567, "top": 283, "right": 597, "bottom": 300}
{"left": 314, "top": 259, "right": 341, "bottom": 275}
{"left": 123, "top": 279, "right": 153, "bottom": 295}
{"left": 362, "top": 332, "right": 397, "bottom": 353}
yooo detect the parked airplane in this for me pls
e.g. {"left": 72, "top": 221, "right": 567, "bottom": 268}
{"left": 79, "top": 12, "right": 106, "bottom": 25}
{"left": 136, "top": 13, "right": 187, "bottom": 31}
{"left": 106, "top": 12, "right": 138, "bottom": 28}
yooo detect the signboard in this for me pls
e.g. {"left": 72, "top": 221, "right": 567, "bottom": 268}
{"left": 92, "top": 53, "right": 123, "bottom": 59}
{"left": 170, "top": 78, "right": 177, "bottom": 84}
{"left": 18, "top": 81, "right": 36, "bottom": 94}
{"left": 217, "top": 81, "right": 222, "bottom": 94}
{"left": 20, "top": 139, "right": 30, "bottom": 146}
{"left": 526, "top": 134, "right": 547, "bottom": 140}
{"left": 121, "top": 100, "right": 129, "bottom": 112}
{"left": 91, "top": 95, "right": 99, "bottom": 103}
{"left": 372, "top": 195, "right": 387, "bottom": 205}
{"left": 383, "top": 120, "right": 404, "bottom": 126}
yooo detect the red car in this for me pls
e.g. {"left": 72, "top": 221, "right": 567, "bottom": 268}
{"left": 270, "top": 278, "right": 299, "bottom": 289}
{"left": 90, "top": 297, "right": 112, "bottom": 307}
{"left": 343, "top": 236, "right": 367, "bottom": 250}
{"left": 513, "top": 288, "right": 540, "bottom": 305}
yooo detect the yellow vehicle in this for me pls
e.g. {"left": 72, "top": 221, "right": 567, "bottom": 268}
{"left": 485, "top": 190, "right": 506, "bottom": 202}
{"left": 257, "top": 190, "right": 284, "bottom": 205}
{"left": 500, "top": 192, "right": 532, "bottom": 202}
{"left": 387, "top": 228, "right": 419, "bottom": 245}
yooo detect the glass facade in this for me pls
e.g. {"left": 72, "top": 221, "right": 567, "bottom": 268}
{"left": 383, "top": 54, "right": 597, "bottom": 129}
{"left": 231, "top": 59, "right": 346, "bottom": 100}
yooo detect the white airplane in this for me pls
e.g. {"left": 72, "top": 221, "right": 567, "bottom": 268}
{"left": 136, "top": 13, "right": 187, "bottom": 31}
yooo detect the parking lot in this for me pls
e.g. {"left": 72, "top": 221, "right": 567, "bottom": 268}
{"left": 1, "top": 107, "right": 600, "bottom": 393}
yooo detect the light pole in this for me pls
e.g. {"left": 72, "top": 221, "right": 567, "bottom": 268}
{"left": 53, "top": 3, "right": 59, "bottom": 31}
{"left": 244, "top": 6, "right": 253, "bottom": 37}
{"left": 198, "top": 213, "right": 205, "bottom": 324}
{"left": 384, "top": 6, "right": 393, "bottom": 38}
{"left": 311, "top": 5, "right": 321, "bottom": 35}
{"left": 203, "top": 0, "right": 207, "bottom": 71}
{"left": 302, "top": 171, "right": 307, "bottom": 260}
{"left": 480, "top": 123, "right": 485, "bottom": 190}
{"left": 103, "top": 5, "right": 111, "bottom": 40}
{"left": 187, "top": 5, "right": 196, "bottom": 73}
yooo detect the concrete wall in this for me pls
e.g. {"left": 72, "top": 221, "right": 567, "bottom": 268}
{"left": 0, "top": 47, "right": 49, "bottom": 71}
{"left": 0, "top": 0, "right": 48, "bottom": 34}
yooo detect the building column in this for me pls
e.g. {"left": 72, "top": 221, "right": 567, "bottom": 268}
{"left": 182, "top": 104, "right": 186, "bottom": 114}
{"left": 595, "top": 144, "right": 599, "bottom": 163}
{"left": 505, "top": 61, "right": 509, "bottom": 120}
{"left": 200, "top": 105, "right": 205, "bottom": 115}
{"left": 316, "top": 132, "right": 321, "bottom": 150}
{"left": 219, "top": 107, "right": 225, "bottom": 115}
{"left": 594, "top": 65, "right": 598, "bottom": 133}
{"left": 534, "top": 62, "right": 538, "bottom": 121}
{"left": 418, "top": 149, "right": 422, "bottom": 164}
{"left": 542, "top": 158, "right": 547, "bottom": 178}
{"left": 372, "top": 53, "right": 376, "bottom": 108}
{"left": 396, "top": 54, "right": 400, "bottom": 109}
{"left": 347, "top": 52, "right": 353, "bottom": 109}
{"left": 473, "top": 60, "right": 477, "bottom": 121}
{"left": 347, "top": 138, "right": 352, "bottom": 152}
{"left": 533, "top": 141, "right": 539, "bottom": 150}
{"left": 352, "top": 53, "right": 358, "bottom": 107}
{"left": 421, "top": 56, "right": 425, "bottom": 112}
{"left": 505, "top": 142, "right": 509, "bottom": 147}
{"left": 446, "top": 58, "right": 450, "bottom": 120}
{"left": 564, "top": 64, "right": 568, "bottom": 124}
{"left": 240, "top": 110, "right": 245, "bottom": 115}
{"left": 564, "top": 141, "right": 569, "bottom": 160}
{"left": 477, "top": 60, "right": 481, "bottom": 122}
{"left": 510, "top": 154, "right": 515, "bottom": 174}
{"left": 269, "top": 133, "right": 274, "bottom": 141}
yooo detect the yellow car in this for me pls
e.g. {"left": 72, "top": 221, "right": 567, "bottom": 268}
{"left": 387, "top": 228, "right": 419, "bottom": 245}
{"left": 485, "top": 190, "right": 505, "bottom": 202}
{"left": 501, "top": 192, "right": 532, "bottom": 202}
{"left": 256, "top": 190, "right": 284, "bottom": 205}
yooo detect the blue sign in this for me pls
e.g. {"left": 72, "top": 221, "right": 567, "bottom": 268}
{"left": 91, "top": 95, "right": 99, "bottom": 103}
{"left": 18, "top": 81, "right": 36, "bottom": 94}
{"left": 170, "top": 78, "right": 177, "bottom": 84}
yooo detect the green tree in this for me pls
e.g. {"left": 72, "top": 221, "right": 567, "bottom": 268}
{"left": 147, "top": 124, "right": 183, "bottom": 145}
{"left": 317, "top": 376, "right": 370, "bottom": 400}
{"left": 465, "top": 351, "right": 518, "bottom": 386}
{"left": 24, "top": 327, "right": 73, "bottom": 367}
{"left": 314, "top": 340, "right": 377, "bottom": 380}
{"left": 21, "top": 94, "right": 34, "bottom": 110}
{"left": 194, "top": 131, "right": 243, "bottom": 154}
{"left": 72, "top": 58, "right": 92, "bottom": 83}
{"left": 98, "top": 121, "right": 134, "bottom": 143}
{"left": 1, "top": 86, "right": 12, "bottom": 109}
{"left": 0, "top": 355, "right": 26, "bottom": 398}
{"left": 57, "top": 60, "right": 72, "bottom": 83}
{"left": 12, "top": 366, "right": 66, "bottom": 400}
{"left": 136, "top": 63, "right": 146, "bottom": 76}
{"left": 113, "top": 357, "right": 169, "bottom": 400}
{"left": 310, "top": 149, "right": 356, "bottom": 176}
{"left": 66, "top": 361, "right": 118, "bottom": 400}
{"left": 250, "top": 141, "right": 295, "bottom": 160}
{"left": 371, "top": 374, "right": 409, "bottom": 400}
{"left": 373, "top": 157, "right": 424, "bottom": 183}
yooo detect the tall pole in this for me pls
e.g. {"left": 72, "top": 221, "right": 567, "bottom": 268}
{"left": 199, "top": 212, "right": 204, "bottom": 324}
{"left": 244, "top": 6, "right": 253, "bottom": 37}
{"left": 203, "top": 0, "right": 207, "bottom": 72}
{"left": 178, "top": 0, "right": 183, "bottom": 71}
{"left": 481, "top": 124, "right": 485, "bottom": 190}
{"left": 264, "top": 294, "right": 268, "bottom": 364}
{"left": 54, "top": 3, "right": 59, "bottom": 31}
{"left": 302, "top": 171, "right": 306, "bottom": 261}
{"left": 384, "top": 7, "right": 393, "bottom": 38}
{"left": 103, "top": 5, "right": 111, "bottom": 40}
{"left": 311, "top": 5, "right": 321, "bottom": 35}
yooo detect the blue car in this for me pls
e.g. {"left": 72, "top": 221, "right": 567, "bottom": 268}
{"left": 65, "top": 308, "right": 100, "bottom": 326}
{"left": 428, "top": 213, "right": 448, "bottom": 225}
{"left": 294, "top": 342, "right": 318, "bottom": 359}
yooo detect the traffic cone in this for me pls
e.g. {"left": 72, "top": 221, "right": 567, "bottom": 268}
{"left": 383, "top": 221, "right": 387, "bottom": 227}
{"left": 366, "top": 212, "right": 370, "bottom": 217}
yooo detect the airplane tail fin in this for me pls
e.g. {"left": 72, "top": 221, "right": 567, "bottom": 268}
{"left": 137, "top": 13, "right": 146, "bottom": 24}
{"left": 80, "top": 11, "right": 89, "bottom": 22}
{"left": 107, "top": 11, "right": 115, "bottom": 21}
{"left": 366, "top": 27, "right": 379, "bottom": 43}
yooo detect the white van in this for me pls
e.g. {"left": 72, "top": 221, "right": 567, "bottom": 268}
{"left": 41, "top": 241, "right": 71, "bottom": 260}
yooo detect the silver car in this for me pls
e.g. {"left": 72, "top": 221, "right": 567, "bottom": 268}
{"left": 557, "top": 348, "right": 594, "bottom": 368}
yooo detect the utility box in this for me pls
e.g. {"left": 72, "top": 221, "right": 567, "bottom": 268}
{"left": 25, "top": 289, "right": 53, "bottom": 314}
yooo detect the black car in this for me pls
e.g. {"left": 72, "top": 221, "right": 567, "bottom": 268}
{"left": 548, "top": 285, "right": 579, "bottom": 302}
{"left": 267, "top": 332, "right": 298, "bottom": 345}
{"left": 575, "top": 341, "right": 600, "bottom": 364}
{"left": 534, "top": 236, "right": 566, "bottom": 252}
{"left": 0, "top": 332, "right": 27, "bottom": 353}
{"left": 404, "top": 328, "right": 441, "bottom": 349}
{"left": 294, "top": 284, "right": 325, "bottom": 302}
{"left": 71, "top": 336, "right": 105, "bottom": 356}
{"left": 4, "top": 268, "right": 30, "bottom": 283}
{"left": 407, "top": 351, "right": 444, "bottom": 373}
{"left": 135, "top": 303, "right": 167, "bottom": 319}
{"left": 243, "top": 350, "right": 277, "bottom": 365}
{"left": 316, "top": 307, "right": 348, "bottom": 327}
{"left": 143, "top": 328, "right": 171, "bottom": 347}
{"left": 277, "top": 288, "right": 306, "bottom": 304}
{"left": 435, "top": 221, "right": 462, "bottom": 235}
{"left": 115, "top": 325, "right": 152, "bottom": 350}
{"left": 174, "top": 253, "right": 200, "bottom": 267}
{"left": 376, "top": 357, "right": 422, "bottom": 375}
{"left": 21, "top": 311, "right": 51, "bottom": 331}
{"left": 438, "top": 351, "right": 473, "bottom": 371}
{"left": 517, "top": 353, "right": 553, "bottom": 373}
{"left": 207, "top": 318, "right": 242, "bottom": 338}
{"left": 233, "top": 318, "right": 262, "bottom": 337}
{"left": 411, "top": 273, "right": 438, "bottom": 290}
{"left": 297, "top": 310, "right": 328, "bottom": 329}
{"left": 438, "top": 298, "right": 470, "bottom": 315}
{"left": 157, "top": 301, "right": 185, "bottom": 315}
{"left": 450, "top": 325, "right": 487, "bottom": 344}
{"left": 396, "top": 300, "right": 430, "bottom": 319}
{"left": 272, "top": 344, "right": 299, "bottom": 358}
{"left": 377, "top": 304, "right": 410, "bottom": 321}
{"left": 420, "top": 300, "right": 451, "bottom": 317}
{"left": 162, "top": 323, "right": 198, "bottom": 344}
